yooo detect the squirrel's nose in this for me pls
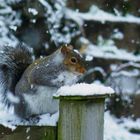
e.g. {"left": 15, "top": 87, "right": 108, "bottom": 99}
{"left": 78, "top": 67, "right": 86, "bottom": 74}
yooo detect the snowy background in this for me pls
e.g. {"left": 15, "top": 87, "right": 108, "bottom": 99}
{"left": 0, "top": 0, "right": 140, "bottom": 140}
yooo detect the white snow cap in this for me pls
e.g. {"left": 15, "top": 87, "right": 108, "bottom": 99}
{"left": 55, "top": 83, "right": 114, "bottom": 97}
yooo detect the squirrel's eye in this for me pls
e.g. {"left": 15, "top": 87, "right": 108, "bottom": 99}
{"left": 70, "top": 57, "right": 77, "bottom": 64}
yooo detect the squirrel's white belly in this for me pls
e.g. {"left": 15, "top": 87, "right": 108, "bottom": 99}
{"left": 23, "top": 86, "right": 59, "bottom": 115}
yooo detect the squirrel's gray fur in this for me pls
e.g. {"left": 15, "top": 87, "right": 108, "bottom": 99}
{"left": 0, "top": 45, "right": 85, "bottom": 118}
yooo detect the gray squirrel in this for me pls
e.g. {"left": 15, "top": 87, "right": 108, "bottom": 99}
{"left": 0, "top": 44, "right": 86, "bottom": 118}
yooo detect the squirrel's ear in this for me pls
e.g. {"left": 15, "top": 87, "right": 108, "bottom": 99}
{"left": 61, "top": 45, "right": 73, "bottom": 55}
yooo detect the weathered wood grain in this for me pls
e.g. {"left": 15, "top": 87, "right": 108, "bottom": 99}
{"left": 58, "top": 97, "right": 105, "bottom": 140}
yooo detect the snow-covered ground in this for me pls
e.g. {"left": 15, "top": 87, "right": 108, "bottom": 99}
{"left": 104, "top": 112, "right": 140, "bottom": 140}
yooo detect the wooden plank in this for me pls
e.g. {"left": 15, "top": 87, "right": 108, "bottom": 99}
{"left": 0, "top": 125, "right": 57, "bottom": 140}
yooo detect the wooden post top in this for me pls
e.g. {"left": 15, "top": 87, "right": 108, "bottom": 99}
{"left": 54, "top": 83, "right": 114, "bottom": 100}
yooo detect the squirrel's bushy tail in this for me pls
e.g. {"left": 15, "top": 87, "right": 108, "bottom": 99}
{"left": 0, "top": 44, "right": 33, "bottom": 107}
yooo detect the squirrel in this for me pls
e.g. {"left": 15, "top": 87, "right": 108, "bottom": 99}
{"left": 0, "top": 44, "right": 86, "bottom": 118}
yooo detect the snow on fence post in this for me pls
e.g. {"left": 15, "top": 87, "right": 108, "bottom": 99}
{"left": 54, "top": 83, "right": 114, "bottom": 140}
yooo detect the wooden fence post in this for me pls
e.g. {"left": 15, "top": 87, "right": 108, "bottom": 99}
{"left": 57, "top": 95, "right": 109, "bottom": 140}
